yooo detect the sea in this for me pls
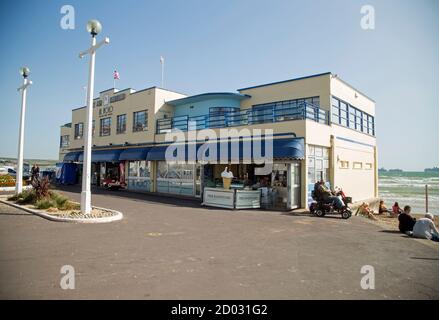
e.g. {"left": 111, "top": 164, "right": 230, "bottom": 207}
{"left": 379, "top": 171, "right": 439, "bottom": 215}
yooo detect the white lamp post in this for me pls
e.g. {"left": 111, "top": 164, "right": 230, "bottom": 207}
{"left": 79, "top": 20, "right": 109, "bottom": 214}
{"left": 15, "top": 67, "right": 32, "bottom": 194}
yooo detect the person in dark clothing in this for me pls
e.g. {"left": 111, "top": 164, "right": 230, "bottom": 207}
{"left": 314, "top": 180, "right": 344, "bottom": 209}
{"left": 31, "top": 164, "right": 40, "bottom": 182}
{"left": 398, "top": 205, "right": 416, "bottom": 234}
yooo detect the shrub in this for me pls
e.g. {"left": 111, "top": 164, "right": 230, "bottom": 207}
{"left": 50, "top": 192, "right": 68, "bottom": 209}
{"left": 32, "top": 176, "right": 51, "bottom": 200}
{"left": 7, "top": 194, "right": 20, "bottom": 201}
{"left": 16, "top": 190, "right": 37, "bottom": 205}
{"left": 61, "top": 201, "right": 80, "bottom": 211}
{"left": 35, "top": 198, "right": 56, "bottom": 210}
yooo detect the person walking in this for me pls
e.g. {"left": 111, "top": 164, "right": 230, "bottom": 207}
{"left": 31, "top": 164, "right": 40, "bottom": 183}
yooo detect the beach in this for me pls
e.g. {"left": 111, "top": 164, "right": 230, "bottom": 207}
{"left": 379, "top": 171, "right": 439, "bottom": 215}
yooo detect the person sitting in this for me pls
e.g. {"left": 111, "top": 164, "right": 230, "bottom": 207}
{"left": 355, "top": 202, "right": 378, "bottom": 220}
{"left": 378, "top": 200, "right": 388, "bottom": 215}
{"left": 392, "top": 202, "right": 403, "bottom": 216}
{"left": 412, "top": 213, "right": 439, "bottom": 242}
{"left": 398, "top": 205, "right": 416, "bottom": 234}
{"left": 314, "top": 180, "right": 344, "bottom": 210}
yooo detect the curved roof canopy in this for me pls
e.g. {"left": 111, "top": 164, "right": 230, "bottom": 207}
{"left": 166, "top": 92, "right": 250, "bottom": 106}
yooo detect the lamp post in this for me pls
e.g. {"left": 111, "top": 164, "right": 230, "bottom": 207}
{"left": 15, "top": 67, "right": 32, "bottom": 194}
{"left": 79, "top": 20, "right": 109, "bottom": 214}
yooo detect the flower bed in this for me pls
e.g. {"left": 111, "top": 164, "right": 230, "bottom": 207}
{"left": 0, "top": 175, "right": 30, "bottom": 187}
{"left": 3, "top": 177, "right": 122, "bottom": 223}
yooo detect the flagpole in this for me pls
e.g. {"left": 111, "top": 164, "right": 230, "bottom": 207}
{"left": 160, "top": 56, "right": 164, "bottom": 88}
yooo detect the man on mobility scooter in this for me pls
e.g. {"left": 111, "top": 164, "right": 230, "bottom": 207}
{"left": 310, "top": 180, "right": 352, "bottom": 219}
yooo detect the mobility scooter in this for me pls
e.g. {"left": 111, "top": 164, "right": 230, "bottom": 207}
{"left": 309, "top": 187, "right": 352, "bottom": 219}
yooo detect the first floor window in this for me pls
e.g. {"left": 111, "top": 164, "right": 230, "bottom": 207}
{"left": 117, "top": 114, "right": 127, "bottom": 134}
{"left": 60, "top": 135, "right": 70, "bottom": 148}
{"left": 133, "top": 110, "right": 148, "bottom": 132}
{"left": 74, "top": 123, "right": 83, "bottom": 139}
{"left": 100, "top": 117, "right": 111, "bottom": 136}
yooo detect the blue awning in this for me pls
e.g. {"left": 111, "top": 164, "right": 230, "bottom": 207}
{"left": 119, "top": 147, "right": 151, "bottom": 161}
{"left": 152, "top": 138, "right": 304, "bottom": 162}
{"left": 146, "top": 144, "right": 197, "bottom": 161}
{"left": 272, "top": 138, "right": 304, "bottom": 160}
{"left": 78, "top": 149, "right": 122, "bottom": 162}
{"left": 63, "top": 151, "right": 81, "bottom": 162}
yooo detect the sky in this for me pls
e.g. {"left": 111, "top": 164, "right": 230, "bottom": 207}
{"left": 0, "top": 0, "right": 438, "bottom": 171}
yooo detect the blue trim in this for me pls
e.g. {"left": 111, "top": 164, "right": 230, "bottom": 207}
{"left": 119, "top": 147, "right": 151, "bottom": 161}
{"left": 336, "top": 136, "right": 375, "bottom": 148}
{"left": 64, "top": 133, "right": 298, "bottom": 155}
{"left": 237, "top": 72, "right": 331, "bottom": 91}
{"left": 63, "top": 151, "right": 81, "bottom": 162}
{"left": 166, "top": 92, "right": 251, "bottom": 106}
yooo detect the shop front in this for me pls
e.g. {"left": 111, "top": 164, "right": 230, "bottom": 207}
{"left": 62, "top": 137, "right": 304, "bottom": 211}
{"left": 196, "top": 137, "right": 304, "bottom": 210}
{"left": 120, "top": 147, "right": 151, "bottom": 192}
{"left": 77, "top": 149, "right": 123, "bottom": 188}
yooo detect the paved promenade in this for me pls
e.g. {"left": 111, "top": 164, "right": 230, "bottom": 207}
{"left": 0, "top": 187, "right": 438, "bottom": 299}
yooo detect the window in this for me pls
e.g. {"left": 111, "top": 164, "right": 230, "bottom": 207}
{"left": 307, "top": 144, "right": 330, "bottom": 184}
{"left": 339, "top": 102, "right": 348, "bottom": 127}
{"left": 100, "top": 117, "right": 111, "bottom": 136}
{"left": 331, "top": 97, "right": 340, "bottom": 124}
{"left": 133, "top": 110, "right": 148, "bottom": 132}
{"left": 365, "top": 163, "right": 373, "bottom": 170}
{"left": 74, "top": 123, "right": 83, "bottom": 139}
{"left": 117, "top": 114, "right": 127, "bottom": 134}
{"left": 355, "top": 109, "right": 363, "bottom": 132}
{"left": 353, "top": 162, "right": 363, "bottom": 169}
{"left": 92, "top": 120, "right": 95, "bottom": 136}
{"left": 110, "top": 93, "right": 126, "bottom": 103}
{"left": 60, "top": 135, "right": 70, "bottom": 148}
{"left": 331, "top": 96, "right": 375, "bottom": 136}
{"left": 349, "top": 106, "right": 356, "bottom": 129}
{"left": 339, "top": 161, "right": 349, "bottom": 169}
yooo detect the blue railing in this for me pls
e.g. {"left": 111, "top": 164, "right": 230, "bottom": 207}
{"left": 156, "top": 101, "right": 328, "bottom": 134}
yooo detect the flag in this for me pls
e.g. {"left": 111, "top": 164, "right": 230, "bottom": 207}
{"left": 113, "top": 70, "right": 120, "bottom": 80}
{"left": 160, "top": 56, "right": 164, "bottom": 64}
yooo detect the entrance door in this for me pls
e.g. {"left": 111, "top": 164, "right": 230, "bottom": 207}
{"left": 288, "top": 162, "right": 301, "bottom": 209}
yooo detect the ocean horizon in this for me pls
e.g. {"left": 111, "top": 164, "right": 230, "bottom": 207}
{"left": 378, "top": 171, "right": 439, "bottom": 215}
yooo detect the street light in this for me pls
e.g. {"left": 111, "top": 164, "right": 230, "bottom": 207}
{"left": 79, "top": 19, "right": 109, "bottom": 214}
{"left": 15, "top": 67, "right": 33, "bottom": 194}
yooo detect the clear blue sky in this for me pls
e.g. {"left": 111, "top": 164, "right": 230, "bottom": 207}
{"left": 0, "top": 0, "right": 438, "bottom": 170}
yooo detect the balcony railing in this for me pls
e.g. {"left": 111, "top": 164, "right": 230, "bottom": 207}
{"left": 156, "top": 101, "right": 328, "bottom": 134}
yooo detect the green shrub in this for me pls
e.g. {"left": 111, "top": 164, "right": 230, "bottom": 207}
{"left": 35, "top": 198, "right": 56, "bottom": 210}
{"left": 16, "top": 190, "right": 37, "bottom": 205}
{"left": 50, "top": 192, "right": 68, "bottom": 208}
{"left": 61, "top": 201, "right": 80, "bottom": 210}
{"left": 7, "top": 194, "right": 20, "bottom": 201}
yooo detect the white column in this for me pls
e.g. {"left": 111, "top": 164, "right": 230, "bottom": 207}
{"left": 80, "top": 36, "right": 96, "bottom": 214}
{"left": 15, "top": 78, "right": 28, "bottom": 194}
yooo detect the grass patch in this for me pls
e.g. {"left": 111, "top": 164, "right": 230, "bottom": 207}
{"left": 35, "top": 198, "right": 56, "bottom": 210}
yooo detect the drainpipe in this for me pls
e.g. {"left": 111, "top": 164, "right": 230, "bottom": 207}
{"left": 330, "top": 135, "right": 336, "bottom": 189}
{"left": 374, "top": 145, "right": 378, "bottom": 198}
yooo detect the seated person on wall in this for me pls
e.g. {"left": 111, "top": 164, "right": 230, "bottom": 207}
{"left": 392, "top": 202, "right": 403, "bottom": 216}
{"left": 379, "top": 200, "right": 389, "bottom": 215}
{"left": 314, "top": 180, "right": 344, "bottom": 210}
{"left": 398, "top": 205, "right": 416, "bottom": 234}
{"left": 412, "top": 213, "right": 439, "bottom": 242}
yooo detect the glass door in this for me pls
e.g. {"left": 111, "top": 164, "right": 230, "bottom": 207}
{"left": 288, "top": 162, "right": 301, "bottom": 209}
